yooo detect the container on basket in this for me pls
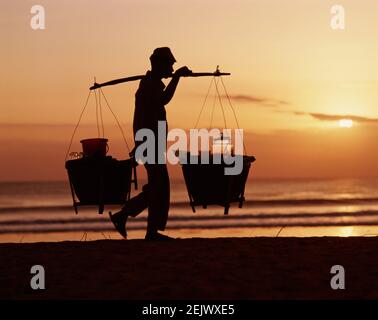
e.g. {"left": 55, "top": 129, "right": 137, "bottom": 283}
{"left": 80, "top": 138, "right": 109, "bottom": 157}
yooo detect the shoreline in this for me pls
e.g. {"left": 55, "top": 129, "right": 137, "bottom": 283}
{"left": 1, "top": 225, "right": 378, "bottom": 243}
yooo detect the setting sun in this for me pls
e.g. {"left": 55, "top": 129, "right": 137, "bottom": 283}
{"left": 339, "top": 119, "right": 353, "bottom": 128}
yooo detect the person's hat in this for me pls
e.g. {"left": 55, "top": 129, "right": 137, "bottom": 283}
{"left": 150, "top": 47, "right": 176, "bottom": 63}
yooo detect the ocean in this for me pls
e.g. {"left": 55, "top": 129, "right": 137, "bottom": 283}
{"left": 1, "top": 178, "right": 378, "bottom": 242}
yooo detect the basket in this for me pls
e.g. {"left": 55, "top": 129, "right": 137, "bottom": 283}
{"left": 65, "top": 156, "right": 135, "bottom": 214}
{"left": 180, "top": 153, "right": 255, "bottom": 214}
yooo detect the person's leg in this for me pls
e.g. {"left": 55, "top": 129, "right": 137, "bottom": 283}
{"left": 145, "top": 163, "right": 171, "bottom": 239}
{"left": 109, "top": 184, "right": 149, "bottom": 238}
{"left": 113, "top": 184, "right": 149, "bottom": 218}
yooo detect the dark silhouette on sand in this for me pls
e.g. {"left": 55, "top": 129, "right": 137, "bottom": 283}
{"left": 96, "top": 47, "right": 191, "bottom": 240}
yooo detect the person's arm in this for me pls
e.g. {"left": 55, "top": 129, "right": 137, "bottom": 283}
{"left": 162, "top": 66, "right": 191, "bottom": 105}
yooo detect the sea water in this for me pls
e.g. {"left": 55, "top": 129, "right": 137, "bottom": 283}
{"left": 1, "top": 178, "right": 378, "bottom": 242}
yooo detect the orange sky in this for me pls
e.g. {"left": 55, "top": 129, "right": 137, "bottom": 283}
{"left": 2, "top": 0, "right": 378, "bottom": 181}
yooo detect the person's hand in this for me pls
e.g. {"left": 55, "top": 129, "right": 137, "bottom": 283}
{"left": 174, "top": 66, "right": 192, "bottom": 78}
{"left": 90, "top": 82, "right": 101, "bottom": 90}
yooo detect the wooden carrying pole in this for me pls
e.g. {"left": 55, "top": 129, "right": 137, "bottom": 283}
{"left": 89, "top": 69, "right": 231, "bottom": 90}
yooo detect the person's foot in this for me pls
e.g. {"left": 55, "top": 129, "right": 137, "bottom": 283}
{"left": 109, "top": 211, "right": 128, "bottom": 239}
{"left": 145, "top": 232, "right": 174, "bottom": 241}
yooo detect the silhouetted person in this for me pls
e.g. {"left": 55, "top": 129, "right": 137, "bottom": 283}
{"left": 109, "top": 47, "right": 191, "bottom": 240}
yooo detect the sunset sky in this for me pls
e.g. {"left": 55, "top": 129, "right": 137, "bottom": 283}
{"left": 2, "top": 0, "right": 378, "bottom": 181}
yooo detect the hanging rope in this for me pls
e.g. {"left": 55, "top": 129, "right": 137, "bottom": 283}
{"left": 98, "top": 90, "right": 105, "bottom": 138}
{"left": 194, "top": 77, "right": 214, "bottom": 129}
{"left": 94, "top": 89, "right": 101, "bottom": 138}
{"left": 99, "top": 87, "right": 130, "bottom": 152}
{"left": 209, "top": 77, "right": 219, "bottom": 130}
{"left": 213, "top": 77, "right": 227, "bottom": 130}
{"left": 64, "top": 90, "right": 92, "bottom": 161}
{"left": 220, "top": 77, "right": 247, "bottom": 154}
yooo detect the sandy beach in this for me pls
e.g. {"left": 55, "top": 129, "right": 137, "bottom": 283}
{"left": 1, "top": 237, "right": 377, "bottom": 300}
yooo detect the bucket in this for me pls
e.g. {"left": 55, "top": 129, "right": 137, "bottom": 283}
{"left": 80, "top": 138, "right": 109, "bottom": 157}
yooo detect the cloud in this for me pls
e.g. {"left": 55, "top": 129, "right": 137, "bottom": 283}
{"left": 223, "top": 94, "right": 289, "bottom": 108}
{"left": 294, "top": 112, "right": 378, "bottom": 124}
